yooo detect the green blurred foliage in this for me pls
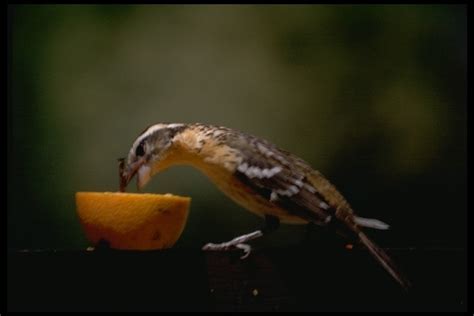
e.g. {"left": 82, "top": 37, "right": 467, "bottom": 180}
{"left": 8, "top": 5, "right": 466, "bottom": 250}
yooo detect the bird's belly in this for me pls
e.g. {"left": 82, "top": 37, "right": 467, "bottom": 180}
{"left": 207, "top": 171, "right": 308, "bottom": 225}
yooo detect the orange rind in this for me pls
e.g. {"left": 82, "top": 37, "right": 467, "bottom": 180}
{"left": 75, "top": 192, "right": 190, "bottom": 250}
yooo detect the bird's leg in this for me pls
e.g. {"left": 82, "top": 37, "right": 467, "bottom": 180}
{"left": 202, "top": 215, "right": 280, "bottom": 259}
{"left": 202, "top": 231, "right": 264, "bottom": 259}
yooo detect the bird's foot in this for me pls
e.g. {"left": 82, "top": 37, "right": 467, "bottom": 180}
{"left": 202, "top": 230, "right": 263, "bottom": 259}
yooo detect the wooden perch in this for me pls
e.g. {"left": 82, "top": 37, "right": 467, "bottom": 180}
{"left": 7, "top": 247, "right": 466, "bottom": 312}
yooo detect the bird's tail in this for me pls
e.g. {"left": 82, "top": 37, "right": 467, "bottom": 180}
{"left": 354, "top": 227, "right": 411, "bottom": 290}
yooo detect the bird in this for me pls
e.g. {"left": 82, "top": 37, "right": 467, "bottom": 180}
{"left": 119, "top": 122, "right": 411, "bottom": 289}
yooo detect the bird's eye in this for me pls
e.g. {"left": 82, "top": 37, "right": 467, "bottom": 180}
{"left": 135, "top": 142, "right": 145, "bottom": 157}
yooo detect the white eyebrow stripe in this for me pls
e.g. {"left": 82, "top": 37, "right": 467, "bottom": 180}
{"left": 131, "top": 123, "right": 185, "bottom": 156}
{"left": 139, "top": 123, "right": 184, "bottom": 141}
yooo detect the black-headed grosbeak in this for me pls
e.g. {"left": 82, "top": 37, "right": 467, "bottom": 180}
{"left": 120, "top": 123, "right": 410, "bottom": 289}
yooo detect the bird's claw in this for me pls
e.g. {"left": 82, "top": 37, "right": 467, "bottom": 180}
{"left": 202, "top": 241, "right": 253, "bottom": 259}
{"left": 202, "top": 230, "right": 263, "bottom": 259}
{"left": 235, "top": 243, "right": 252, "bottom": 259}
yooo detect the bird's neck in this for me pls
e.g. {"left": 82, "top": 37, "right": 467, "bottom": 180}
{"left": 155, "top": 126, "right": 242, "bottom": 180}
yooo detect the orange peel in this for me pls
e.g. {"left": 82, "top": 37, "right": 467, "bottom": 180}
{"left": 75, "top": 192, "right": 190, "bottom": 250}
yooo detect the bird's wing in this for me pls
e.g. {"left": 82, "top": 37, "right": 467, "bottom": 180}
{"left": 233, "top": 137, "right": 335, "bottom": 224}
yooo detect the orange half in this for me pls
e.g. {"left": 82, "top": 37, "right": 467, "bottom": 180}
{"left": 75, "top": 192, "right": 191, "bottom": 250}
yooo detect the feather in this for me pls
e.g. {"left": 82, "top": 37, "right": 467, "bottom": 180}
{"left": 357, "top": 229, "right": 411, "bottom": 290}
{"left": 354, "top": 216, "right": 390, "bottom": 230}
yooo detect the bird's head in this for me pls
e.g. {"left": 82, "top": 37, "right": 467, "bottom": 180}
{"left": 120, "top": 123, "right": 187, "bottom": 191}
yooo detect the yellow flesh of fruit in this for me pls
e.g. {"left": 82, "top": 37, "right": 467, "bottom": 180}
{"left": 76, "top": 192, "right": 190, "bottom": 250}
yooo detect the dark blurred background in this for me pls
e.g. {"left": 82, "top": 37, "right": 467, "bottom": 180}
{"left": 8, "top": 5, "right": 466, "bottom": 251}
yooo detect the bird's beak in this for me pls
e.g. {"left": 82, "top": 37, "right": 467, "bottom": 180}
{"left": 119, "top": 156, "right": 151, "bottom": 191}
